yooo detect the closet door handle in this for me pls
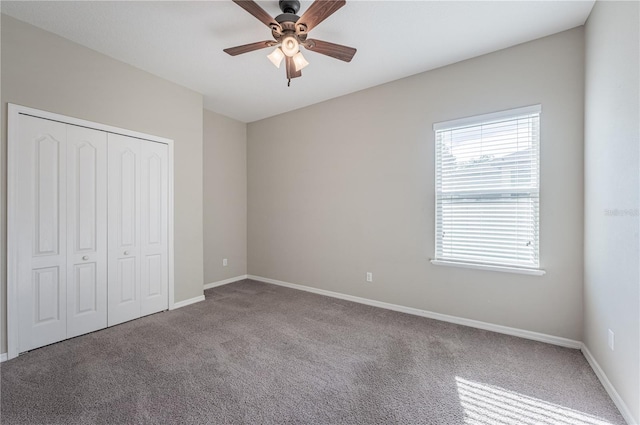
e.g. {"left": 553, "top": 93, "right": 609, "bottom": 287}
{"left": 124, "top": 251, "right": 130, "bottom": 256}
{"left": 82, "top": 256, "right": 89, "bottom": 261}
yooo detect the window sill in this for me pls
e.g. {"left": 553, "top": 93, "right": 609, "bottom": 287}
{"left": 430, "top": 260, "right": 546, "bottom": 276}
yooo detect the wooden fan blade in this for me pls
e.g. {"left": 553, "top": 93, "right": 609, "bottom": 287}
{"left": 232, "top": 0, "right": 279, "bottom": 28}
{"left": 297, "top": 0, "right": 346, "bottom": 33}
{"left": 286, "top": 56, "right": 302, "bottom": 79}
{"left": 224, "top": 41, "right": 274, "bottom": 56}
{"left": 304, "top": 39, "right": 356, "bottom": 62}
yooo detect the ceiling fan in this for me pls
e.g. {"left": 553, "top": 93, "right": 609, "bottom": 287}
{"left": 224, "top": 0, "right": 357, "bottom": 86}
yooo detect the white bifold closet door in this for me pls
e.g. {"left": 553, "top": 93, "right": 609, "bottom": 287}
{"left": 16, "top": 115, "right": 108, "bottom": 352}
{"left": 13, "top": 113, "right": 169, "bottom": 353}
{"left": 140, "top": 139, "right": 169, "bottom": 316}
{"left": 107, "top": 133, "right": 168, "bottom": 326}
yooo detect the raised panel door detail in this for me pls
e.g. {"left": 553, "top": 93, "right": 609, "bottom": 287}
{"left": 145, "top": 255, "right": 162, "bottom": 297}
{"left": 147, "top": 154, "right": 162, "bottom": 245}
{"left": 75, "top": 143, "right": 97, "bottom": 252}
{"left": 34, "top": 135, "right": 61, "bottom": 256}
{"left": 118, "top": 258, "right": 137, "bottom": 303}
{"left": 74, "top": 264, "right": 97, "bottom": 314}
{"left": 66, "top": 125, "right": 107, "bottom": 339}
{"left": 141, "top": 142, "right": 169, "bottom": 316}
{"left": 120, "top": 149, "right": 137, "bottom": 247}
{"left": 33, "top": 267, "right": 60, "bottom": 324}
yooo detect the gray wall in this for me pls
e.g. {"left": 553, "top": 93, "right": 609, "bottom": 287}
{"left": 584, "top": 1, "right": 640, "bottom": 422}
{"left": 248, "top": 28, "right": 585, "bottom": 341}
{"left": 203, "top": 109, "right": 247, "bottom": 283}
{"left": 1, "top": 15, "right": 205, "bottom": 353}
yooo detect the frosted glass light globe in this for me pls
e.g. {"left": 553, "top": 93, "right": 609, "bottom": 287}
{"left": 281, "top": 35, "right": 299, "bottom": 57}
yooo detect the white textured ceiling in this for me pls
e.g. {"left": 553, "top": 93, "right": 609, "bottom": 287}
{"left": 2, "top": 1, "right": 594, "bottom": 122}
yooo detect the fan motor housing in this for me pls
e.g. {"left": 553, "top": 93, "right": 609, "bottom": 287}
{"left": 275, "top": 0, "right": 305, "bottom": 40}
{"left": 275, "top": 13, "right": 299, "bottom": 24}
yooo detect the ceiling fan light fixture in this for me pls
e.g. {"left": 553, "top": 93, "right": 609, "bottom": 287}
{"left": 267, "top": 47, "right": 285, "bottom": 68}
{"left": 281, "top": 35, "right": 299, "bottom": 57}
{"left": 224, "top": 0, "right": 357, "bottom": 85}
{"left": 293, "top": 51, "right": 309, "bottom": 72}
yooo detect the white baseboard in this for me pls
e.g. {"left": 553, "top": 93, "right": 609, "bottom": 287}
{"left": 170, "top": 295, "right": 205, "bottom": 310}
{"left": 0, "top": 353, "right": 7, "bottom": 362}
{"left": 204, "top": 275, "right": 248, "bottom": 290}
{"left": 247, "top": 275, "right": 582, "bottom": 349}
{"left": 581, "top": 344, "right": 637, "bottom": 425}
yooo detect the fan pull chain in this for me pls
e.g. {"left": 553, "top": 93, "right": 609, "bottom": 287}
{"left": 287, "top": 78, "right": 291, "bottom": 87}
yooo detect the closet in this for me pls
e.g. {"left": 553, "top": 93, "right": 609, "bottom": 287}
{"left": 8, "top": 105, "right": 173, "bottom": 356}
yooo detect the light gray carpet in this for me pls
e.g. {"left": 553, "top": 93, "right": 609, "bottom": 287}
{"left": 1, "top": 279, "right": 625, "bottom": 424}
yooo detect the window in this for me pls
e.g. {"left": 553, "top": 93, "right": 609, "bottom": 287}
{"left": 432, "top": 105, "right": 542, "bottom": 274}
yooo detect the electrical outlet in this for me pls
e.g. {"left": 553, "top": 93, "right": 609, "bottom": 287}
{"left": 608, "top": 329, "right": 614, "bottom": 351}
{"left": 223, "top": 258, "right": 228, "bottom": 267}
{"left": 366, "top": 272, "right": 373, "bottom": 282}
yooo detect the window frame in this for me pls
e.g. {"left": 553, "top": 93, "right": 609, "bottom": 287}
{"left": 431, "top": 105, "right": 545, "bottom": 276}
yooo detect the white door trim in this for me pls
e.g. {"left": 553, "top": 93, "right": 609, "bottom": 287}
{"left": 7, "top": 103, "right": 176, "bottom": 360}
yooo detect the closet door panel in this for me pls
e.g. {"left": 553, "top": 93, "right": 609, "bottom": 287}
{"left": 141, "top": 142, "right": 169, "bottom": 316}
{"left": 16, "top": 115, "right": 67, "bottom": 352}
{"left": 108, "top": 134, "right": 142, "bottom": 326}
{"left": 66, "top": 126, "right": 108, "bottom": 338}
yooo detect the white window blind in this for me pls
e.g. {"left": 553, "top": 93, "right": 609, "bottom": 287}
{"left": 434, "top": 105, "right": 541, "bottom": 269}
